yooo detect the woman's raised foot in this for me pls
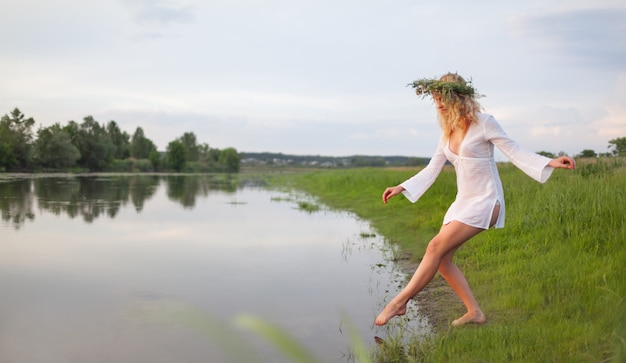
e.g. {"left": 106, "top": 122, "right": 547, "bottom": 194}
{"left": 374, "top": 301, "right": 407, "bottom": 326}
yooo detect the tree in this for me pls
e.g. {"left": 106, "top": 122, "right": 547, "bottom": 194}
{"left": 0, "top": 108, "right": 36, "bottom": 170}
{"left": 218, "top": 147, "right": 240, "bottom": 172}
{"left": 106, "top": 120, "right": 130, "bottom": 159}
{"left": 130, "top": 127, "right": 157, "bottom": 159}
{"left": 64, "top": 120, "right": 80, "bottom": 144}
{"left": 207, "top": 147, "right": 221, "bottom": 163}
{"left": 0, "top": 142, "right": 16, "bottom": 170}
{"left": 166, "top": 140, "right": 186, "bottom": 172}
{"left": 73, "top": 116, "right": 116, "bottom": 171}
{"left": 608, "top": 137, "right": 626, "bottom": 157}
{"left": 537, "top": 151, "right": 556, "bottom": 158}
{"left": 576, "top": 149, "right": 597, "bottom": 158}
{"left": 149, "top": 149, "right": 161, "bottom": 171}
{"left": 197, "top": 143, "right": 210, "bottom": 162}
{"left": 178, "top": 132, "right": 199, "bottom": 162}
{"left": 34, "top": 123, "right": 81, "bottom": 168}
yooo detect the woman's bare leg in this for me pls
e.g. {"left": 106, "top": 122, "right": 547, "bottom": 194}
{"left": 374, "top": 221, "right": 484, "bottom": 326}
{"left": 438, "top": 246, "right": 486, "bottom": 326}
{"left": 438, "top": 203, "right": 499, "bottom": 326}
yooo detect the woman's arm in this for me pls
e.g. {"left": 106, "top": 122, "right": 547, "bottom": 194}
{"left": 383, "top": 138, "right": 447, "bottom": 204}
{"left": 484, "top": 115, "right": 569, "bottom": 183}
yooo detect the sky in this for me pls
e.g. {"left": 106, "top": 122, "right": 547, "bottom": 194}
{"left": 1, "top": 0, "right": 625, "bottom": 158}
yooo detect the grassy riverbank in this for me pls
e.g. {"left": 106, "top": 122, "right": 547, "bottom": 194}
{"left": 270, "top": 159, "right": 626, "bottom": 362}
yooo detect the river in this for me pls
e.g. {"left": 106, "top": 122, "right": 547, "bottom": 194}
{"left": 0, "top": 174, "right": 428, "bottom": 363}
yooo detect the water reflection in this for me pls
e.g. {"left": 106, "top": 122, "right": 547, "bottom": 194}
{"left": 0, "top": 174, "right": 243, "bottom": 228}
{"left": 163, "top": 174, "right": 239, "bottom": 208}
{"left": 0, "top": 179, "right": 35, "bottom": 229}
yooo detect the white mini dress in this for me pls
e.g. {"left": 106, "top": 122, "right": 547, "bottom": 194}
{"left": 400, "top": 113, "right": 554, "bottom": 229}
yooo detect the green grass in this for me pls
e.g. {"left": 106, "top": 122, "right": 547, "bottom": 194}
{"left": 270, "top": 159, "right": 626, "bottom": 362}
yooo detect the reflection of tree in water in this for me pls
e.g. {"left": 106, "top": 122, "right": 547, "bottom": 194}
{"left": 128, "top": 176, "right": 161, "bottom": 212}
{"left": 2, "top": 174, "right": 244, "bottom": 228}
{"left": 0, "top": 179, "right": 35, "bottom": 230}
{"left": 35, "top": 176, "right": 160, "bottom": 222}
{"left": 164, "top": 174, "right": 239, "bottom": 208}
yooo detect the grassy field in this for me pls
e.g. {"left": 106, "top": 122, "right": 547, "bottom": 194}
{"left": 267, "top": 158, "right": 626, "bottom": 362}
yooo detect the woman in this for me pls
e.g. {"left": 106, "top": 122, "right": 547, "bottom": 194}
{"left": 374, "top": 73, "right": 576, "bottom": 326}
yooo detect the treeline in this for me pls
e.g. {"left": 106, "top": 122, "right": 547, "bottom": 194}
{"left": 538, "top": 137, "right": 626, "bottom": 159}
{"left": 0, "top": 108, "right": 240, "bottom": 173}
{"left": 3, "top": 107, "right": 624, "bottom": 173}
{"left": 240, "top": 152, "right": 431, "bottom": 168}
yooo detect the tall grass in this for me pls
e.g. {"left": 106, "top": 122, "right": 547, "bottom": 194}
{"left": 276, "top": 159, "right": 626, "bottom": 362}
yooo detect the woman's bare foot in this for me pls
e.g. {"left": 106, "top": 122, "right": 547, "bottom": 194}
{"left": 374, "top": 301, "right": 407, "bottom": 326}
{"left": 451, "top": 311, "right": 486, "bottom": 327}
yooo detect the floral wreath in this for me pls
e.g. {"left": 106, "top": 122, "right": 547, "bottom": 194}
{"left": 408, "top": 75, "right": 484, "bottom": 103}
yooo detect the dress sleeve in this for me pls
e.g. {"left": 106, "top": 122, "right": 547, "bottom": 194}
{"left": 484, "top": 115, "right": 554, "bottom": 183}
{"left": 400, "top": 138, "right": 447, "bottom": 203}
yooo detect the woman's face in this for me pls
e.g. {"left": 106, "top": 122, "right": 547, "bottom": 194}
{"left": 433, "top": 94, "right": 447, "bottom": 113}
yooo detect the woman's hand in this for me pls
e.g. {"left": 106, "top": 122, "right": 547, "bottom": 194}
{"left": 382, "top": 186, "right": 405, "bottom": 204}
{"left": 548, "top": 156, "right": 576, "bottom": 170}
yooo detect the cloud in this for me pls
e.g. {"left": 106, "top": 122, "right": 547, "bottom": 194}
{"left": 593, "top": 73, "right": 626, "bottom": 138}
{"left": 494, "top": 98, "right": 620, "bottom": 157}
{"left": 515, "top": 7, "right": 626, "bottom": 70}
{"left": 120, "top": 0, "right": 195, "bottom": 26}
{"left": 519, "top": 105, "right": 587, "bottom": 146}
{"left": 95, "top": 107, "right": 432, "bottom": 156}
{"left": 349, "top": 127, "right": 420, "bottom": 140}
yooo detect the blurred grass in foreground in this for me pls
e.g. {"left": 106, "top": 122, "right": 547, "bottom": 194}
{"left": 139, "top": 301, "right": 374, "bottom": 363}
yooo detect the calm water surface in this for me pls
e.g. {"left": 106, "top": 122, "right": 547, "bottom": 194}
{"left": 0, "top": 175, "right": 428, "bottom": 363}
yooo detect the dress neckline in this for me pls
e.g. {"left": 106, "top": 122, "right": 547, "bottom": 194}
{"left": 447, "top": 135, "right": 464, "bottom": 156}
